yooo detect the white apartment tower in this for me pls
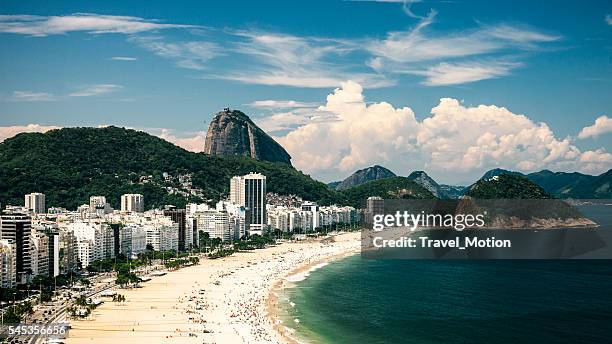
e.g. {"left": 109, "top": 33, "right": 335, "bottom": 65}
{"left": 121, "top": 194, "right": 144, "bottom": 213}
{"left": 230, "top": 173, "right": 266, "bottom": 235}
{"left": 0, "top": 240, "right": 16, "bottom": 288}
{"left": 25, "top": 193, "right": 45, "bottom": 214}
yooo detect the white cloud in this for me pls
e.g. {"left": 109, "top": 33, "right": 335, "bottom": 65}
{"left": 0, "top": 14, "right": 192, "bottom": 37}
{"left": 249, "top": 100, "right": 319, "bottom": 109}
{"left": 275, "top": 81, "right": 611, "bottom": 181}
{"left": 256, "top": 108, "right": 339, "bottom": 134}
{"left": 133, "top": 37, "right": 223, "bottom": 70}
{"left": 578, "top": 115, "right": 612, "bottom": 139}
{"left": 110, "top": 56, "right": 138, "bottom": 61}
{"left": 366, "top": 13, "right": 559, "bottom": 64}
{"left": 10, "top": 91, "right": 55, "bottom": 102}
{"left": 0, "top": 124, "right": 61, "bottom": 142}
{"left": 412, "top": 61, "right": 520, "bottom": 86}
{"left": 69, "top": 84, "right": 122, "bottom": 97}
{"left": 606, "top": 15, "right": 612, "bottom": 25}
{"left": 222, "top": 31, "right": 394, "bottom": 88}
{"left": 364, "top": 13, "right": 559, "bottom": 85}
{"left": 147, "top": 128, "right": 206, "bottom": 152}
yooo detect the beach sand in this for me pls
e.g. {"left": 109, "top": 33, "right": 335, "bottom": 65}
{"left": 67, "top": 232, "right": 360, "bottom": 344}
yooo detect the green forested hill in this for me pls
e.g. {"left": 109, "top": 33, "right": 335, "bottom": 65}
{"left": 342, "top": 176, "right": 435, "bottom": 208}
{"left": 466, "top": 174, "right": 552, "bottom": 199}
{"left": 0, "top": 126, "right": 343, "bottom": 209}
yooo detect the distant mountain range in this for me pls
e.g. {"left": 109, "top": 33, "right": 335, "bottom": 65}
{"left": 332, "top": 164, "right": 611, "bottom": 200}
{"left": 335, "top": 165, "right": 396, "bottom": 191}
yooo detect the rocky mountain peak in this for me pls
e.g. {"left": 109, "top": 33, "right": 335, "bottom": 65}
{"left": 336, "top": 165, "right": 396, "bottom": 190}
{"left": 203, "top": 108, "right": 292, "bottom": 165}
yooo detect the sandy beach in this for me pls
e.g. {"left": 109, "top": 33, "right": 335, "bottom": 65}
{"left": 67, "top": 232, "right": 360, "bottom": 344}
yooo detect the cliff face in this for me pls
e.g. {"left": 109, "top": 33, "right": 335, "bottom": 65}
{"left": 336, "top": 165, "right": 396, "bottom": 190}
{"left": 203, "top": 109, "right": 292, "bottom": 165}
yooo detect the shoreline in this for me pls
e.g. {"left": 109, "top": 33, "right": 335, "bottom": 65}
{"left": 67, "top": 231, "right": 361, "bottom": 344}
{"left": 267, "top": 245, "right": 360, "bottom": 344}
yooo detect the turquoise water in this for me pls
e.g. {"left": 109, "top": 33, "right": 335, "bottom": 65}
{"left": 280, "top": 205, "right": 612, "bottom": 343}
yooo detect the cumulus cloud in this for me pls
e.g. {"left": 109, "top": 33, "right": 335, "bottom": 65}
{"left": 0, "top": 124, "right": 61, "bottom": 142}
{"left": 148, "top": 128, "right": 206, "bottom": 152}
{"left": 10, "top": 91, "right": 56, "bottom": 102}
{"left": 578, "top": 115, "right": 612, "bottom": 139}
{"left": 0, "top": 14, "right": 193, "bottom": 37}
{"left": 69, "top": 84, "right": 122, "bottom": 97}
{"left": 274, "top": 81, "right": 611, "bottom": 181}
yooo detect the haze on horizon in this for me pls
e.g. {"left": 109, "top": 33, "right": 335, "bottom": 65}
{"left": 0, "top": 0, "right": 610, "bottom": 185}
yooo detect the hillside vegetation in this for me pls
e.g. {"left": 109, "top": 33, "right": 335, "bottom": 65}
{"left": 0, "top": 127, "right": 343, "bottom": 209}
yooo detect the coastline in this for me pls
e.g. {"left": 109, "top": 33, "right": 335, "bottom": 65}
{"left": 267, "top": 243, "right": 360, "bottom": 344}
{"left": 67, "top": 231, "right": 361, "bottom": 344}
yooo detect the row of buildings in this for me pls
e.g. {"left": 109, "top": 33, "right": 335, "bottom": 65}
{"left": 0, "top": 173, "right": 359, "bottom": 287}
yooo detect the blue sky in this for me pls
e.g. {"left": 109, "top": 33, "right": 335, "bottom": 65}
{"left": 0, "top": 0, "right": 610, "bottom": 184}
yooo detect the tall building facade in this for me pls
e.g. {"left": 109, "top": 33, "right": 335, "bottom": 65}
{"left": 365, "top": 196, "right": 384, "bottom": 226}
{"left": 0, "top": 239, "right": 16, "bottom": 288}
{"left": 25, "top": 193, "right": 45, "bottom": 214}
{"left": 301, "top": 202, "right": 320, "bottom": 231}
{"left": 0, "top": 212, "right": 32, "bottom": 284}
{"left": 230, "top": 173, "right": 266, "bottom": 235}
{"left": 121, "top": 194, "right": 144, "bottom": 213}
{"left": 163, "top": 208, "right": 187, "bottom": 251}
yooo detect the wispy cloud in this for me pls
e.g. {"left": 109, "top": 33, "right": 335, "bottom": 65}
{"left": 0, "top": 12, "right": 561, "bottom": 88}
{"left": 220, "top": 31, "right": 394, "bottom": 88}
{"left": 0, "top": 13, "right": 193, "bottom": 37}
{"left": 410, "top": 60, "right": 521, "bottom": 86}
{"left": 363, "top": 11, "right": 559, "bottom": 85}
{"left": 132, "top": 36, "right": 222, "bottom": 70}
{"left": 366, "top": 12, "right": 559, "bottom": 64}
{"left": 69, "top": 84, "right": 122, "bottom": 97}
{"left": 110, "top": 56, "right": 138, "bottom": 61}
{"left": 10, "top": 90, "right": 56, "bottom": 102}
{"left": 606, "top": 15, "right": 612, "bottom": 25}
{"left": 248, "top": 100, "right": 320, "bottom": 109}
{"left": 256, "top": 107, "right": 339, "bottom": 134}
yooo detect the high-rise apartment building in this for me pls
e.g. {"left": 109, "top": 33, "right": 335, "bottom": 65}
{"left": 0, "top": 212, "right": 32, "bottom": 284}
{"left": 163, "top": 208, "right": 186, "bottom": 251}
{"left": 121, "top": 194, "right": 144, "bottom": 213}
{"left": 230, "top": 173, "right": 266, "bottom": 235}
{"left": 25, "top": 193, "right": 45, "bottom": 214}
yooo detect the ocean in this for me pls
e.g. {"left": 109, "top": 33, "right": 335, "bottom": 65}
{"left": 279, "top": 205, "right": 612, "bottom": 343}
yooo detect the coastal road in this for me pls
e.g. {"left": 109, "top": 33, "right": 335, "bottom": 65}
{"left": 28, "top": 282, "right": 115, "bottom": 344}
